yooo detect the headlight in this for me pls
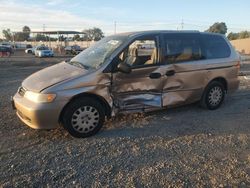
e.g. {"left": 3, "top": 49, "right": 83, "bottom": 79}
{"left": 24, "top": 91, "right": 56, "bottom": 103}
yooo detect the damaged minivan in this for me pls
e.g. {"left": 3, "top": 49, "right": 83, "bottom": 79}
{"left": 12, "top": 31, "right": 240, "bottom": 138}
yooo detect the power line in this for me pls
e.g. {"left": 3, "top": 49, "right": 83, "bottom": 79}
{"left": 2, "top": 20, "right": 250, "bottom": 37}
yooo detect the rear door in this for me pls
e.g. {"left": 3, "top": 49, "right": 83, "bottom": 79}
{"left": 161, "top": 33, "right": 207, "bottom": 107}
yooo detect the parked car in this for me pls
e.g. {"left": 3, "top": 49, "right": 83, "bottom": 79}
{"left": 12, "top": 31, "right": 240, "bottom": 138}
{"left": 26, "top": 44, "right": 33, "bottom": 48}
{"left": 0, "top": 45, "right": 13, "bottom": 56}
{"left": 35, "top": 46, "right": 54, "bottom": 57}
{"left": 32, "top": 46, "right": 38, "bottom": 55}
{"left": 25, "top": 47, "right": 35, "bottom": 54}
{"left": 65, "top": 45, "right": 83, "bottom": 55}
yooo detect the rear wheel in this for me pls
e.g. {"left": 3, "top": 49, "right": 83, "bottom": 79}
{"left": 62, "top": 97, "right": 105, "bottom": 138}
{"left": 200, "top": 81, "right": 225, "bottom": 110}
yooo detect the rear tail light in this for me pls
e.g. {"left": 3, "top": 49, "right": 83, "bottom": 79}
{"left": 235, "top": 61, "right": 241, "bottom": 71}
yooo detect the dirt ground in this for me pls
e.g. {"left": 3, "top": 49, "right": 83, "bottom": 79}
{"left": 0, "top": 52, "right": 250, "bottom": 187}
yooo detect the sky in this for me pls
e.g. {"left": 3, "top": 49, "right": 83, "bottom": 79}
{"left": 0, "top": 0, "right": 250, "bottom": 37}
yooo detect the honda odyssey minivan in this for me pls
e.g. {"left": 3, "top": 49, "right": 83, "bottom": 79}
{"left": 12, "top": 31, "right": 240, "bottom": 138}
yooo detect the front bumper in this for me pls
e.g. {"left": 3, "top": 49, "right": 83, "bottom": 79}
{"left": 12, "top": 93, "right": 66, "bottom": 129}
{"left": 41, "top": 53, "right": 54, "bottom": 57}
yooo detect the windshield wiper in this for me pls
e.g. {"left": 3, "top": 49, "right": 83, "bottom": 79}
{"left": 67, "top": 61, "right": 89, "bottom": 70}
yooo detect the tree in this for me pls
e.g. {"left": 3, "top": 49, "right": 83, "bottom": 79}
{"left": 33, "top": 34, "right": 57, "bottom": 42}
{"left": 73, "top": 34, "right": 81, "bottom": 41}
{"left": 23, "top": 26, "right": 31, "bottom": 33}
{"left": 58, "top": 35, "right": 66, "bottom": 41}
{"left": 35, "top": 34, "right": 48, "bottom": 41}
{"left": 14, "top": 32, "right": 27, "bottom": 41}
{"left": 205, "top": 22, "right": 227, "bottom": 35}
{"left": 83, "top": 27, "right": 104, "bottom": 41}
{"left": 2, "top": 26, "right": 31, "bottom": 41}
{"left": 22, "top": 26, "right": 31, "bottom": 41}
{"left": 239, "top": 31, "right": 250, "bottom": 39}
{"left": 227, "top": 32, "right": 239, "bottom": 40}
{"left": 227, "top": 31, "right": 250, "bottom": 40}
{"left": 2, "top": 29, "right": 12, "bottom": 41}
{"left": 14, "top": 32, "right": 29, "bottom": 41}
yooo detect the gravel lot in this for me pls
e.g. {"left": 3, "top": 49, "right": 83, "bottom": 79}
{"left": 0, "top": 52, "right": 250, "bottom": 187}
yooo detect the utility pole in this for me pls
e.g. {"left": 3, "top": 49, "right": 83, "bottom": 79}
{"left": 12, "top": 32, "right": 15, "bottom": 48}
{"left": 114, "top": 21, "right": 117, "bottom": 34}
{"left": 181, "top": 19, "right": 184, "bottom": 30}
{"left": 42, "top": 24, "right": 46, "bottom": 44}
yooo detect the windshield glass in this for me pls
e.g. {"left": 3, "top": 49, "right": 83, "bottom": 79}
{"left": 38, "top": 46, "right": 49, "bottom": 50}
{"left": 69, "top": 35, "right": 127, "bottom": 69}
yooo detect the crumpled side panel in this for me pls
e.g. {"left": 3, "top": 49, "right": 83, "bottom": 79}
{"left": 114, "top": 93, "right": 162, "bottom": 109}
{"left": 111, "top": 66, "right": 163, "bottom": 111}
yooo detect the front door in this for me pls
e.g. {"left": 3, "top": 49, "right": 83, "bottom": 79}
{"left": 111, "top": 35, "right": 164, "bottom": 112}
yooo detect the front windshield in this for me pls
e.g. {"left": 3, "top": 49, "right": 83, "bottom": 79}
{"left": 69, "top": 35, "right": 127, "bottom": 69}
{"left": 38, "top": 46, "right": 49, "bottom": 50}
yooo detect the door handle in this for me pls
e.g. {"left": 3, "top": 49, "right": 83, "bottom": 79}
{"left": 149, "top": 72, "right": 161, "bottom": 79}
{"left": 166, "top": 70, "right": 175, "bottom": 76}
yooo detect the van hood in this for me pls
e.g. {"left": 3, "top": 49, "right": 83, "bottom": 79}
{"left": 22, "top": 62, "right": 87, "bottom": 92}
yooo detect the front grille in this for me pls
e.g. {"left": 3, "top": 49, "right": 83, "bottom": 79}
{"left": 18, "top": 86, "right": 26, "bottom": 97}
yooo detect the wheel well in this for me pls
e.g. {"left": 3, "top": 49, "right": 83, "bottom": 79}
{"left": 59, "top": 93, "right": 112, "bottom": 123}
{"left": 208, "top": 77, "right": 228, "bottom": 91}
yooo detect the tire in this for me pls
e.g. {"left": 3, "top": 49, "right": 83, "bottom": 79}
{"left": 200, "top": 81, "right": 225, "bottom": 110}
{"left": 62, "top": 97, "right": 105, "bottom": 138}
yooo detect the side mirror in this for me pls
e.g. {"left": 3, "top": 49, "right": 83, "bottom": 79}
{"left": 117, "top": 62, "right": 132, "bottom": 74}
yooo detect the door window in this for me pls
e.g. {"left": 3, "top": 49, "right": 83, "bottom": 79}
{"left": 164, "top": 34, "right": 203, "bottom": 64}
{"left": 119, "top": 39, "right": 157, "bottom": 68}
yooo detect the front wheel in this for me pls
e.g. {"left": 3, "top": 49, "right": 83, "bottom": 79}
{"left": 62, "top": 98, "right": 105, "bottom": 138}
{"left": 200, "top": 81, "right": 225, "bottom": 110}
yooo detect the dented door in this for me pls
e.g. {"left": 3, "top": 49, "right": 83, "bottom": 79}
{"left": 161, "top": 62, "right": 207, "bottom": 107}
{"left": 161, "top": 33, "right": 206, "bottom": 107}
{"left": 111, "top": 35, "right": 163, "bottom": 111}
{"left": 112, "top": 66, "right": 163, "bottom": 111}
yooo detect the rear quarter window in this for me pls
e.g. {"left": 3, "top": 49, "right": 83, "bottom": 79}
{"left": 201, "top": 34, "right": 231, "bottom": 59}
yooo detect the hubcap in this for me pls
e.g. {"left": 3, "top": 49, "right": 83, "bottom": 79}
{"left": 208, "top": 86, "right": 223, "bottom": 106}
{"left": 71, "top": 106, "right": 99, "bottom": 133}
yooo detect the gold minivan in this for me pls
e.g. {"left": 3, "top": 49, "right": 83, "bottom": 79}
{"left": 12, "top": 31, "right": 240, "bottom": 138}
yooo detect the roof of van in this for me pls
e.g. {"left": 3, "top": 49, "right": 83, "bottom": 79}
{"left": 113, "top": 30, "right": 223, "bottom": 37}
